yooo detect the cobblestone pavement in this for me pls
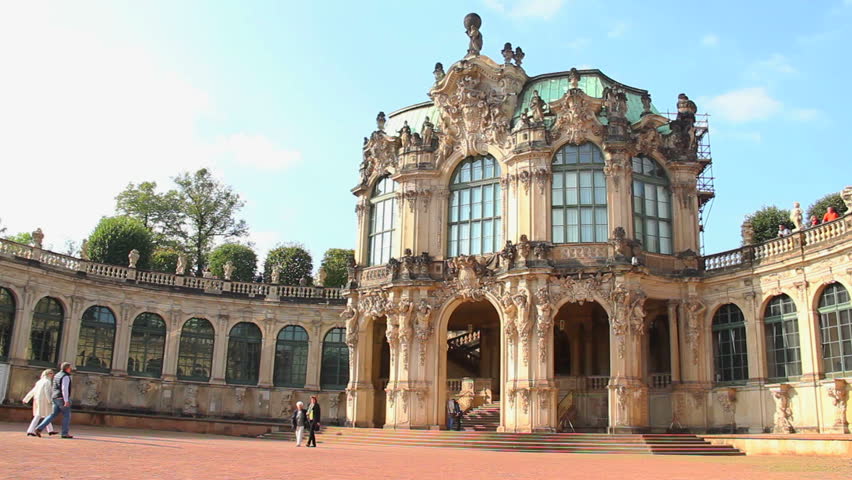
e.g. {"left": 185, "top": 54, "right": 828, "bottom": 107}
{"left": 1, "top": 422, "right": 850, "bottom": 480}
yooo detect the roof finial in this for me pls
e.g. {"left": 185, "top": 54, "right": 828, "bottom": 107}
{"left": 464, "top": 13, "right": 483, "bottom": 56}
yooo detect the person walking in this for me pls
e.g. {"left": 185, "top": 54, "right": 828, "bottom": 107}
{"left": 306, "top": 396, "right": 321, "bottom": 448}
{"left": 292, "top": 401, "right": 308, "bottom": 447}
{"left": 22, "top": 369, "right": 57, "bottom": 437}
{"left": 35, "top": 362, "right": 73, "bottom": 438}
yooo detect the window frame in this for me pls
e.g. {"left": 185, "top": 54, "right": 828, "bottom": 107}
{"left": 274, "top": 325, "right": 309, "bottom": 388}
{"left": 0, "top": 288, "right": 15, "bottom": 361}
{"left": 631, "top": 156, "right": 673, "bottom": 254}
{"left": 818, "top": 283, "right": 852, "bottom": 377}
{"left": 712, "top": 304, "right": 749, "bottom": 384}
{"left": 177, "top": 317, "right": 215, "bottom": 382}
{"left": 368, "top": 175, "right": 398, "bottom": 266}
{"left": 226, "top": 322, "right": 263, "bottom": 386}
{"left": 320, "top": 327, "right": 349, "bottom": 390}
{"left": 29, "top": 297, "right": 64, "bottom": 367}
{"left": 76, "top": 305, "right": 116, "bottom": 373}
{"left": 551, "top": 143, "right": 608, "bottom": 244}
{"left": 763, "top": 295, "right": 802, "bottom": 381}
{"left": 128, "top": 312, "right": 167, "bottom": 378}
{"left": 447, "top": 155, "right": 503, "bottom": 257}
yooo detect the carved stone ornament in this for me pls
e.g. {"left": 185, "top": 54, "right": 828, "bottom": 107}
{"left": 82, "top": 376, "right": 101, "bottom": 407}
{"left": 684, "top": 296, "right": 706, "bottom": 365}
{"left": 716, "top": 387, "right": 736, "bottom": 415}
{"left": 464, "top": 13, "right": 483, "bottom": 56}
{"left": 501, "top": 289, "right": 518, "bottom": 348}
{"left": 534, "top": 286, "right": 553, "bottom": 363}
{"left": 827, "top": 379, "right": 849, "bottom": 430}
{"left": 608, "top": 284, "right": 647, "bottom": 358}
{"left": 128, "top": 249, "right": 140, "bottom": 269}
{"left": 548, "top": 88, "right": 605, "bottom": 146}
{"left": 771, "top": 384, "right": 794, "bottom": 434}
{"left": 429, "top": 55, "right": 527, "bottom": 159}
{"left": 341, "top": 298, "right": 360, "bottom": 351}
{"left": 397, "top": 298, "right": 414, "bottom": 368}
{"left": 414, "top": 299, "right": 434, "bottom": 366}
{"left": 513, "top": 288, "right": 533, "bottom": 365}
{"left": 444, "top": 254, "right": 498, "bottom": 301}
{"left": 841, "top": 186, "right": 852, "bottom": 212}
{"left": 183, "top": 384, "right": 199, "bottom": 416}
{"left": 552, "top": 272, "right": 613, "bottom": 306}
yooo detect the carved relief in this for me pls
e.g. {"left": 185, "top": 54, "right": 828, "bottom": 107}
{"left": 684, "top": 296, "right": 706, "bottom": 365}
{"left": 827, "top": 380, "right": 849, "bottom": 430}
{"left": 341, "top": 298, "right": 360, "bottom": 352}
{"left": 609, "top": 284, "right": 647, "bottom": 358}
{"left": 771, "top": 385, "right": 794, "bottom": 434}
{"left": 82, "top": 377, "right": 101, "bottom": 407}
{"left": 183, "top": 385, "right": 199, "bottom": 416}
{"left": 534, "top": 286, "right": 553, "bottom": 363}
{"left": 414, "top": 299, "right": 434, "bottom": 366}
{"left": 513, "top": 288, "right": 533, "bottom": 365}
{"left": 549, "top": 88, "right": 605, "bottom": 146}
{"left": 397, "top": 298, "right": 414, "bottom": 368}
{"left": 445, "top": 254, "right": 498, "bottom": 301}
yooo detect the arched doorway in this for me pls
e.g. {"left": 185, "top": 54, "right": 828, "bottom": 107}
{"left": 442, "top": 299, "right": 502, "bottom": 429}
{"left": 552, "top": 301, "right": 610, "bottom": 431}
{"left": 370, "top": 317, "right": 390, "bottom": 427}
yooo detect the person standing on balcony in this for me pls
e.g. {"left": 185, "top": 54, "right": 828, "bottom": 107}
{"left": 823, "top": 207, "right": 840, "bottom": 223}
{"left": 36, "top": 362, "right": 73, "bottom": 438}
{"left": 777, "top": 224, "right": 791, "bottom": 237}
{"left": 808, "top": 216, "right": 820, "bottom": 228}
{"left": 306, "top": 396, "right": 321, "bottom": 448}
{"left": 22, "top": 369, "right": 57, "bottom": 437}
{"left": 292, "top": 401, "right": 308, "bottom": 447}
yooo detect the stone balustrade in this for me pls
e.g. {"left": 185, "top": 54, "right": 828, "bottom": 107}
{"left": 0, "top": 237, "right": 343, "bottom": 303}
{"left": 650, "top": 372, "right": 672, "bottom": 389}
{"left": 587, "top": 376, "right": 610, "bottom": 391}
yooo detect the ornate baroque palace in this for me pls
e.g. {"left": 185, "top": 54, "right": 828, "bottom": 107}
{"left": 1, "top": 13, "right": 851, "bottom": 436}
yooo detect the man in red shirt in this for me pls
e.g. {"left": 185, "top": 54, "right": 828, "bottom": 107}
{"left": 822, "top": 207, "right": 840, "bottom": 223}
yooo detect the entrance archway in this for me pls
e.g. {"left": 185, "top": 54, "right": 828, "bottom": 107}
{"left": 370, "top": 317, "right": 390, "bottom": 427}
{"left": 552, "top": 301, "right": 610, "bottom": 431}
{"left": 441, "top": 299, "right": 502, "bottom": 429}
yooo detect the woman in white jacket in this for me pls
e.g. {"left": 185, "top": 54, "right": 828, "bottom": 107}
{"left": 23, "top": 369, "right": 56, "bottom": 437}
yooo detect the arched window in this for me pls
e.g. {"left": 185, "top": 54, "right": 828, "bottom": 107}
{"left": 552, "top": 143, "right": 607, "bottom": 243}
{"left": 128, "top": 312, "right": 166, "bottom": 378}
{"left": 632, "top": 157, "right": 672, "bottom": 254}
{"left": 448, "top": 155, "right": 502, "bottom": 256}
{"left": 818, "top": 283, "right": 852, "bottom": 375}
{"left": 29, "top": 297, "right": 63, "bottom": 366}
{"left": 177, "top": 318, "right": 214, "bottom": 381}
{"left": 77, "top": 306, "right": 116, "bottom": 372}
{"left": 0, "top": 288, "right": 15, "bottom": 361}
{"left": 369, "top": 175, "right": 398, "bottom": 266}
{"left": 320, "top": 327, "right": 349, "bottom": 390}
{"left": 274, "top": 325, "right": 309, "bottom": 387}
{"left": 712, "top": 304, "right": 748, "bottom": 383}
{"left": 764, "top": 295, "right": 802, "bottom": 380}
{"left": 226, "top": 322, "right": 262, "bottom": 385}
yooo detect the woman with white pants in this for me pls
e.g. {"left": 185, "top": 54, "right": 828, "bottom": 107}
{"left": 23, "top": 369, "right": 56, "bottom": 437}
{"left": 291, "top": 401, "right": 308, "bottom": 446}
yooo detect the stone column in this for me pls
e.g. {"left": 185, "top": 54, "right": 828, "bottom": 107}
{"left": 668, "top": 165, "right": 702, "bottom": 254}
{"left": 161, "top": 312, "right": 182, "bottom": 381}
{"left": 8, "top": 289, "right": 35, "bottom": 365}
{"left": 304, "top": 323, "right": 322, "bottom": 391}
{"left": 210, "top": 320, "right": 229, "bottom": 385}
{"left": 257, "top": 323, "right": 277, "bottom": 388}
{"left": 607, "top": 284, "right": 649, "bottom": 433}
{"left": 110, "top": 305, "right": 133, "bottom": 376}
{"left": 603, "top": 151, "right": 634, "bottom": 239}
{"left": 60, "top": 297, "right": 86, "bottom": 366}
{"left": 346, "top": 320, "right": 376, "bottom": 428}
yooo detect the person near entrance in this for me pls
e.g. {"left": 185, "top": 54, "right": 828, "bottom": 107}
{"left": 447, "top": 398, "right": 462, "bottom": 430}
{"left": 306, "top": 396, "right": 321, "bottom": 448}
{"left": 292, "top": 401, "right": 308, "bottom": 446}
{"left": 36, "top": 362, "right": 73, "bottom": 438}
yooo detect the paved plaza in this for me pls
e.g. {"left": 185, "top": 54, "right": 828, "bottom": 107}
{"left": 0, "top": 423, "right": 850, "bottom": 480}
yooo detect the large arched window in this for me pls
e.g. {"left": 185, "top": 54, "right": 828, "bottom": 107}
{"left": 320, "top": 327, "right": 349, "bottom": 390}
{"left": 369, "top": 175, "right": 398, "bottom": 266}
{"left": 552, "top": 143, "right": 607, "bottom": 243}
{"left": 0, "top": 288, "right": 15, "bottom": 361}
{"left": 448, "top": 155, "right": 502, "bottom": 256}
{"left": 712, "top": 304, "right": 748, "bottom": 383}
{"left": 177, "top": 318, "right": 214, "bottom": 381}
{"left": 764, "top": 295, "right": 802, "bottom": 380}
{"left": 77, "top": 306, "right": 116, "bottom": 372}
{"left": 818, "top": 283, "right": 852, "bottom": 375}
{"left": 632, "top": 156, "right": 672, "bottom": 254}
{"left": 128, "top": 312, "right": 166, "bottom": 378}
{"left": 226, "top": 322, "right": 262, "bottom": 385}
{"left": 274, "top": 325, "right": 309, "bottom": 387}
{"left": 29, "top": 297, "right": 63, "bottom": 366}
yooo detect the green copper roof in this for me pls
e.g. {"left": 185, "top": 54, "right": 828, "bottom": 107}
{"left": 385, "top": 102, "right": 440, "bottom": 136}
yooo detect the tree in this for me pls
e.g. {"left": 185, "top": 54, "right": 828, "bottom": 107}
{"left": 160, "top": 169, "right": 249, "bottom": 275}
{"left": 319, "top": 248, "right": 354, "bottom": 287}
{"left": 264, "top": 243, "right": 313, "bottom": 286}
{"left": 115, "top": 181, "right": 168, "bottom": 230}
{"left": 208, "top": 243, "right": 257, "bottom": 282}
{"left": 87, "top": 216, "right": 154, "bottom": 269}
{"left": 744, "top": 206, "right": 791, "bottom": 244}
{"left": 807, "top": 192, "right": 848, "bottom": 222}
{"left": 5, "top": 232, "right": 33, "bottom": 245}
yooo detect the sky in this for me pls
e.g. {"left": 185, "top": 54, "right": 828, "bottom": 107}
{"left": 1, "top": 0, "right": 850, "bottom": 266}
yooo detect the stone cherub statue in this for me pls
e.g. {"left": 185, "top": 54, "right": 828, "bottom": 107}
{"left": 501, "top": 42, "right": 514, "bottom": 64}
{"left": 80, "top": 239, "right": 90, "bottom": 260}
{"left": 223, "top": 261, "right": 235, "bottom": 280}
{"left": 641, "top": 93, "right": 652, "bottom": 116}
{"left": 317, "top": 267, "right": 328, "bottom": 287}
{"left": 176, "top": 254, "right": 187, "bottom": 275}
{"left": 790, "top": 202, "right": 804, "bottom": 232}
{"left": 270, "top": 265, "right": 281, "bottom": 284}
{"left": 514, "top": 46, "right": 525, "bottom": 66}
{"left": 464, "top": 13, "right": 483, "bottom": 56}
{"left": 433, "top": 62, "right": 445, "bottom": 83}
{"left": 376, "top": 111, "right": 386, "bottom": 131}
{"left": 128, "top": 249, "right": 140, "bottom": 269}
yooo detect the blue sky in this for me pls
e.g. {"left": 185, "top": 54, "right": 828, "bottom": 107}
{"left": 1, "top": 1, "right": 850, "bottom": 265}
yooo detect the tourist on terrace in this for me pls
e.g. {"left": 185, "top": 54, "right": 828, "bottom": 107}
{"left": 306, "top": 396, "right": 321, "bottom": 447}
{"left": 36, "top": 362, "right": 73, "bottom": 438}
{"left": 292, "top": 401, "right": 308, "bottom": 447}
{"left": 777, "top": 224, "right": 791, "bottom": 237}
{"left": 809, "top": 216, "right": 820, "bottom": 228}
{"left": 22, "top": 369, "right": 56, "bottom": 437}
{"left": 823, "top": 206, "right": 840, "bottom": 223}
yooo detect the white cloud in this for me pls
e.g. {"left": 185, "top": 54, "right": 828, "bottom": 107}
{"left": 484, "top": 0, "right": 566, "bottom": 20}
{"left": 701, "top": 34, "right": 719, "bottom": 47}
{"left": 215, "top": 133, "right": 302, "bottom": 171}
{"left": 567, "top": 38, "right": 591, "bottom": 50}
{"left": 703, "top": 87, "right": 782, "bottom": 123}
{"left": 607, "top": 21, "right": 629, "bottom": 38}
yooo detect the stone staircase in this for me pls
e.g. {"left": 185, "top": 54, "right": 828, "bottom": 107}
{"left": 462, "top": 402, "right": 501, "bottom": 432}
{"left": 260, "top": 426, "right": 744, "bottom": 455}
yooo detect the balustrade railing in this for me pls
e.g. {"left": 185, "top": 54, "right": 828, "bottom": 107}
{"left": 587, "top": 376, "right": 610, "bottom": 390}
{"left": 447, "top": 379, "right": 462, "bottom": 393}
{"left": 650, "top": 372, "right": 672, "bottom": 389}
{"left": 0, "top": 237, "right": 343, "bottom": 303}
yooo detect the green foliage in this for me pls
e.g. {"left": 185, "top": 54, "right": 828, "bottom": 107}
{"left": 208, "top": 243, "right": 257, "bottom": 282}
{"left": 744, "top": 206, "right": 792, "bottom": 244}
{"left": 319, "top": 248, "right": 354, "bottom": 287}
{"left": 115, "top": 181, "right": 167, "bottom": 229}
{"left": 265, "top": 243, "right": 313, "bottom": 286}
{"left": 149, "top": 247, "right": 191, "bottom": 274}
{"left": 5, "top": 231, "right": 33, "bottom": 245}
{"left": 806, "top": 193, "right": 847, "bottom": 222}
{"left": 87, "top": 216, "right": 154, "bottom": 269}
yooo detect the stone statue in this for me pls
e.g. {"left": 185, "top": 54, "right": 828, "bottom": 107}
{"left": 80, "top": 239, "right": 90, "bottom": 260}
{"left": 128, "top": 249, "right": 140, "bottom": 269}
{"left": 519, "top": 109, "right": 532, "bottom": 129}
{"left": 841, "top": 186, "right": 852, "bottom": 212}
{"left": 399, "top": 121, "right": 412, "bottom": 149}
{"left": 223, "top": 261, "right": 235, "bottom": 280}
{"left": 376, "top": 111, "right": 386, "bottom": 131}
{"left": 529, "top": 90, "right": 545, "bottom": 124}
{"left": 421, "top": 116, "right": 435, "bottom": 147}
{"left": 514, "top": 46, "right": 524, "bottom": 66}
{"left": 741, "top": 220, "right": 755, "bottom": 246}
{"left": 270, "top": 265, "right": 281, "bottom": 284}
{"left": 464, "top": 13, "right": 483, "bottom": 56}
{"left": 790, "top": 202, "right": 804, "bottom": 232}
{"left": 433, "top": 62, "right": 445, "bottom": 83}
{"left": 202, "top": 267, "right": 213, "bottom": 279}
{"left": 31, "top": 228, "right": 44, "bottom": 249}
{"left": 299, "top": 276, "right": 308, "bottom": 287}
{"left": 501, "top": 42, "right": 514, "bottom": 64}
{"left": 176, "top": 254, "right": 187, "bottom": 275}
{"left": 641, "top": 93, "right": 652, "bottom": 116}
{"left": 676, "top": 93, "right": 697, "bottom": 121}
{"left": 568, "top": 68, "right": 580, "bottom": 89}
{"left": 317, "top": 267, "right": 328, "bottom": 287}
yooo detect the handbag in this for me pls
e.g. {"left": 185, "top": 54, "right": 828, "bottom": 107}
{"left": 313, "top": 422, "right": 321, "bottom": 432}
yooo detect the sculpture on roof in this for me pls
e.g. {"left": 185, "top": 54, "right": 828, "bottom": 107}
{"left": 421, "top": 116, "right": 435, "bottom": 148}
{"left": 464, "top": 13, "right": 483, "bottom": 56}
{"left": 676, "top": 93, "right": 697, "bottom": 122}
{"left": 790, "top": 202, "right": 804, "bottom": 232}
{"left": 501, "top": 42, "right": 514, "bottom": 64}
{"left": 399, "top": 121, "right": 412, "bottom": 150}
{"left": 641, "top": 93, "right": 652, "bottom": 116}
{"left": 665, "top": 93, "right": 699, "bottom": 161}
{"left": 433, "top": 62, "right": 445, "bottom": 83}
{"left": 529, "top": 90, "right": 546, "bottom": 124}
{"left": 514, "top": 47, "right": 525, "bottom": 67}
{"left": 568, "top": 68, "right": 580, "bottom": 89}
{"left": 376, "top": 111, "right": 387, "bottom": 131}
